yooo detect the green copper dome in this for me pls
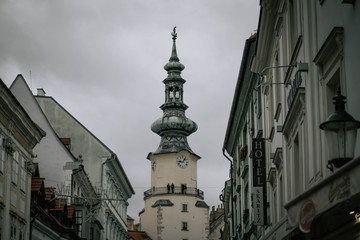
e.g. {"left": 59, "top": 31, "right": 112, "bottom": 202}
{"left": 151, "top": 27, "right": 198, "bottom": 155}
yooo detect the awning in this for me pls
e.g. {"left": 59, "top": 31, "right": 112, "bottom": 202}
{"left": 284, "top": 157, "right": 360, "bottom": 233}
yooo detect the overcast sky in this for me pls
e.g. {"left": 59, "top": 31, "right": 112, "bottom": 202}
{"left": 0, "top": 0, "right": 260, "bottom": 219}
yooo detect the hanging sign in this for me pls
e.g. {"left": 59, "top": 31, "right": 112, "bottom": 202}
{"left": 252, "top": 138, "right": 267, "bottom": 225}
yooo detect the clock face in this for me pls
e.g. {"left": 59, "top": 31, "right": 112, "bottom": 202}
{"left": 176, "top": 155, "right": 188, "bottom": 168}
{"left": 152, "top": 159, "right": 157, "bottom": 171}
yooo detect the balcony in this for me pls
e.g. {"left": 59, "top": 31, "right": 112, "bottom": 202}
{"left": 144, "top": 186, "right": 204, "bottom": 200}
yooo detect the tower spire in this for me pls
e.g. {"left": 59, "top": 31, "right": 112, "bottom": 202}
{"left": 170, "top": 26, "right": 179, "bottom": 62}
{"left": 151, "top": 27, "right": 198, "bottom": 155}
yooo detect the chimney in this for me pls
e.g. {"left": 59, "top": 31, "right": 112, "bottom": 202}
{"left": 37, "top": 88, "right": 46, "bottom": 96}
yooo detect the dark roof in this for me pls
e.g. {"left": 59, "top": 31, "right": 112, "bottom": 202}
{"left": 128, "top": 230, "right": 152, "bottom": 240}
{"left": 195, "top": 200, "right": 209, "bottom": 209}
{"left": 45, "top": 187, "right": 55, "bottom": 201}
{"left": 51, "top": 199, "right": 67, "bottom": 211}
{"left": 67, "top": 205, "right": 75, "bottom": 219}
{"left": 31, "top": 177, "right": 45, "bottom": 192}
{"left": 151, "top": 199, "right": 174, "bottom": 208}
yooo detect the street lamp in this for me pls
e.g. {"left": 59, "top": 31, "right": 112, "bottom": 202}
{"left": 320, "top": 89, "right": 360, "bottom": 171}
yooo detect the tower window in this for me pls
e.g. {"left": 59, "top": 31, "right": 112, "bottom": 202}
{"left": 181, "top": 222, "right": 188, "bottom": 231}
{"left": 182, "top": 204, "right": 188, "bottom": 212}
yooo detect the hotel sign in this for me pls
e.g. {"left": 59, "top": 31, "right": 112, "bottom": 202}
{"left": 252, "top": 138, "right": 267, "bottom": 225}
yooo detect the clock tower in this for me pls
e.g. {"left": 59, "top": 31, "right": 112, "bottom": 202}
{"left": 140, "top": 28, "right": 209, "bottom": 240}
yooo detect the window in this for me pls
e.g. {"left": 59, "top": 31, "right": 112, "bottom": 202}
{"left": 279, "top": 175, "right": 285, "bottom": 218}
{"left": 0, "top": 135, "right": 4, "bottom": 173}
{"left": 288, "top": 0, "right": 298, "bottom": 52}
{"left": 244, "top": 184, "right": 249, "bottom": 209}
{"left": 10, "top": 224, "right": 16, "bottom": 240}
{"left": 0, "top": 215, "right": 2, "bottom": 240}
{"left": 181, "top": 222, "right": 188, "bottom": 231}
{"left": 11, "top": 152, "right": 19, "bottom": 185}
{"left": 293, "top": 134, "right": 303, "bottom": 196}
{"left": 182, "top": 204, "right": 188, "bottom": 212}
{"left": 19, "top": 230, "right": 24, "bottom": 240}
{"left": 20, "top": 158, "right": 26, "bottom": 192}
{"left": 90, "top": 227, "right": 94, "bottom": 240}
{"left": 75, "top": 210, "right": 83, "bottom": 237}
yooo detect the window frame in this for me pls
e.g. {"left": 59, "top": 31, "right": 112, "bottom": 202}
{"left": 11, "top": 152, "right": 19, "bottom": 186}
{"left": 181, "top": 221, "right": 188, "bottom": 231}
{"left": 20, "top": 158, "right": 26, "bottom": 192}
{"left": 181, "top": 204, "right": 188, "bottom": 212}
{"left": 0, "top": 135, "right": 4, "bottom": 174}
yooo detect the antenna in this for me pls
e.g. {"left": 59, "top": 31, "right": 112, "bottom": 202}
{"left": 29, "top": 65, "right": 33, "bottom": 91}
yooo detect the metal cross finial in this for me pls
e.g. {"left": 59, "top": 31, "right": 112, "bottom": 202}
{"left": 171, "top": 26, "right": 177, "bottom": 40}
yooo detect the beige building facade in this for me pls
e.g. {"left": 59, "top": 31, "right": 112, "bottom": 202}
{"left": 0, "top": 78, "right": 44, "bottom": 240}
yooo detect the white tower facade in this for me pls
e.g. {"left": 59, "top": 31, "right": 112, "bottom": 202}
{"left": 140, "top": 28, "right": 209, "bottom": 240}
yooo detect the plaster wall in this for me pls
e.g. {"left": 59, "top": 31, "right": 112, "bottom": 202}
{"left": 141, "top": 194, "right": 209, "bottom": 240}
{"left": 10, "top": 77, "right": 73, "bottom": 188}
{"left": 149, "top": 150, "right": 198, "bottom": 189}
{"left": 36, "top": 96, "right": 112, "bottom": 188}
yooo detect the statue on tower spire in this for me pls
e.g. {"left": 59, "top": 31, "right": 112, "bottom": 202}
{"left": 171, "top": 26, "right": 177, "bottom": 40}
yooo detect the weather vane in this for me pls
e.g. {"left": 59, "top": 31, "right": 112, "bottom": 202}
{"left": 171, "top": 26, "right": 177, "bottom": 40}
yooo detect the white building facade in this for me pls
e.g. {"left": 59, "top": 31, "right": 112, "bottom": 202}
{"left": 0, "top": 78, "right": 44, "bottom": 240}
{"left": 224, "top": 1, "right": 360, "bottom": 239}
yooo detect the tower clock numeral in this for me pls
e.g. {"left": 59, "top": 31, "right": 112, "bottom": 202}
{"left": 152, "top": 159, "right": 157, "bottom": 170}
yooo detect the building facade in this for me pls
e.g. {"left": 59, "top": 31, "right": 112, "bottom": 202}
{"left": 140, "top": 28, "right": 209, "bottom": 240}
{"left": 9, "top": 74, "right": 134, "bottom": 239}
{"left": 224, "top": 1, "right": 360, "bottom": 239}
{"left": 10, "top": 75, "right": 102, "bottom": 239}
{"left": 10, "top": 75, "right": 75, "bottom": 190}
{"left": 222, "top": 34, "right": 258, "bottom": 239}
{"left": 0, "top": 78, "right": 44, "bottom": 240}
{"left": 35, "top": 90, "right": 135, "bottom": 240}
{"left": 31, "top": 162, "right": 82, "bottom": 240}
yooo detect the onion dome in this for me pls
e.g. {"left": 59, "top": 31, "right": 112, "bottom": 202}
{"left": 151, "top": 27, "right": 198, "bottom": 155}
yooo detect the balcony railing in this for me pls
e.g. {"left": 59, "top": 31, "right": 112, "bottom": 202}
{"left": 144, "top": 186, "right": 204, "bottom": 200}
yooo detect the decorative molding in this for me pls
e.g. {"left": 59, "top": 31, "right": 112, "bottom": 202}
{"left": 313, "top": 27, "right": 344, "bottom": 77}
{"left": 284, "top": 36, "right": 303, "bottom": 85}
{"left": 269, "top": 126, "right": 275, "bottom": 141}
{"left": 274, "top": 103, "right": 281, "bottom": 121}
{"left": 273, "top": 147, "right": 283, "bottom": 171}
{"left": 283, "top": 88, "right": 306, "bottom": 139}
{"left": 241, "top": 165, "right": 249, "bottom": 179}
{"left": 268, "top": 167, "right": 277, "bottom": 187}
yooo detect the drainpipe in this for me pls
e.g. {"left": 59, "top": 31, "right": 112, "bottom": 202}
{"left": 101, "top": 154, "right": 117, "bottom": 190}
{"left": 223, "top": 149, "right": 235, "bottom": 240}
